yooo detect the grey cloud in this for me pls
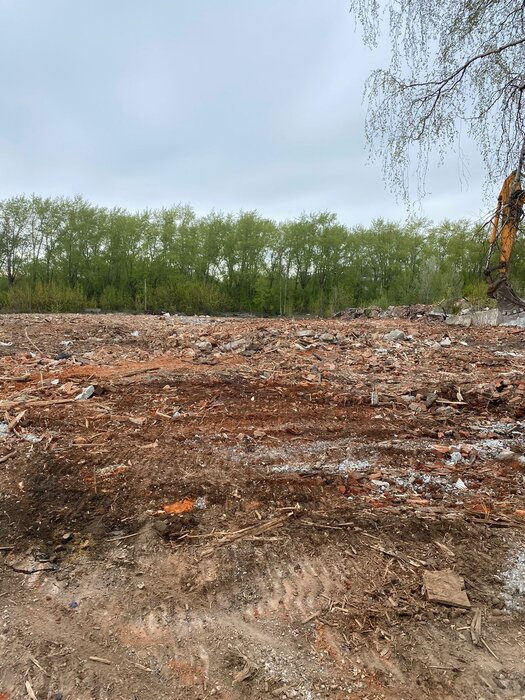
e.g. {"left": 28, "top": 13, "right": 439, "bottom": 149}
{"left": 0, "top": 0, "right": 488, "bottom": 225}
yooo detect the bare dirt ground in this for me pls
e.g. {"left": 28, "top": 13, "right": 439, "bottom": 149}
{"left": 1, "top": 313, "right": 525, "bottom": 699}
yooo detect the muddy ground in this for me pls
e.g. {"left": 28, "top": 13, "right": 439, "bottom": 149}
{"left": 1, "top": 313, "right": 525, "bottom": 699}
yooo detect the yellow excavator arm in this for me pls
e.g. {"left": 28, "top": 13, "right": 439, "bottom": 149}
{"left": 485, "top": 169, "right": 525, "bottom": 312}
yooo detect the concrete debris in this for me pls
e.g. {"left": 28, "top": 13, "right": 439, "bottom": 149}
{"left": 497, "top": 450, "right": 516, "bottom": 461}
{"left": 194, "top": 340, "right": 213, "bottom": 352}
{"left": 383, "top": 329, "right": 406, "bottom": 342}
{"left": 75, "top": 385, "right": 95, "bottom": 401}
{"left": 428, "top": 306, "right": 446, "bottom": 320}
{"left": 1, "top": 312, "right": 525, "bottom": 699}
{"left": 337, "top": 302, "right": 525, "bottom": 328}
{"left": 445, "top": 308, "right": 511, "bottom": 327}
{"left": 446, "top": 315, "right": 472, "bottom": 328}
{"left": 219, "top": 338, "right": 249, "bottom": 352}
{"left": 501, "top": 312, "right": 525, "bottom": 328}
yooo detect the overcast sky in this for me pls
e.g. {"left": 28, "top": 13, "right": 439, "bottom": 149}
{"left": 0, "top": 0, "right": 488, "bottom": 225}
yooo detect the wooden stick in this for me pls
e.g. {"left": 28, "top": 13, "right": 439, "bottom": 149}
{"left": 88, "top": 656, "right": 111, "bottom": 665}
{"left": 119, "top": 366, "right": 162, "bottom": 378}
{"left": 29, "top": 655, "right": 49, "bottom": 676}
{"left": 8, "top": 409, "right": 27, "bottom": 431}
{"left": 25, "top": 679, "right": 37, "bottom": 700}
{"left": 200, "top": 514, "right": 292, "bottom": 558}
{"left": 0, "top": 398, "right": 76, "bottom": 410}
{"left": 106, "top": 532, "right": 140, "bottom": 542}
{"left": 24, "top": 328, "right": 42, "bottom": 354}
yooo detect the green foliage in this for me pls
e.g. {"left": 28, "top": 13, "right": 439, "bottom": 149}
{"left": 99, "top": 286, "right": 134, "bottom": 311}
{"left": 3, "top": 282, "right": 87, "bottom": 312}
{"left": 0, "top": 195, "right": 502, "bottom": 315}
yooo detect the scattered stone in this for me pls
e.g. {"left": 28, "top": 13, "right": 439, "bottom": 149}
{"left": 502, "top": 312, "right": 525, "bottom": 328}
{"left": 383, "top": 330, "right": 406, "bottom": 342}
{"left": 334, "top": 307, "right": 364, "bottom": 319}
{"left": 194, "top": 340, "right": 213, "bottom": 352}
{"left": 75, "top": 385, "right": 95, "bottom": 401}
{"left": 426, "top": 393, "right": 438, "bottom": 408}
{"left": 220, "top": 338, "right": 249, "bottom": 352}
{"left": 371, "top": 479, "right": 390, "bottom": 489}
{"left": 439, "top": 338, "right": 452, "bottom": 347}
{"left": 497, "top": 450, "right": 515, "bottom": 461}
{"left": 445, "top": 315, "right": 472, "bottom": 327}
{"left": 296, "top": 329, "right": 315, "bottom": 338}
{"left": 428, "top": 306, "right": 446, "bottom": 320}
{"left": 435, "top": 405, "right": 457, "bottom": 415}
{"left": 470, "top": 309, "right": 503, "bottom": 327}
{"left": 319, "top": 333, "right": 336, "bottom": 342}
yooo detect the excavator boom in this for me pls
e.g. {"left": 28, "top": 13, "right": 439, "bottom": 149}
{"left": 485, "top": 169, "right": 525, "bottom": 312}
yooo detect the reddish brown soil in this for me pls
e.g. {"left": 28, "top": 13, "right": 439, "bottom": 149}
{"left": 1, "top": 313, "right": 525, "bottom": 699}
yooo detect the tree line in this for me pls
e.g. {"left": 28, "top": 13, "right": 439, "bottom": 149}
{"left": 0, "top": 194, "right": 515, "bottom": 315}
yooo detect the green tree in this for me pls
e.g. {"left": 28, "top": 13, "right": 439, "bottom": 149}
{"left": 0, "top": 196, "right": 32, "bottom": 285}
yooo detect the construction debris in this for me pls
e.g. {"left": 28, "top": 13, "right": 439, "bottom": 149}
{"left": 0, "top": 312, "right": 524, "bottom": 700}
{"left": 423, "top": 569, "right": 471, "bottom": 608}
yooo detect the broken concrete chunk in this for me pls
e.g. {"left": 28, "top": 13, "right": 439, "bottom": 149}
{"left": 423, "top": 569, "right": 471, "bottom": 608}
{"left": 383, "top": 330, "right": 406, "bottom": 342}
{"left": 428, "top": 306, "right": 446, "bottom": 320}
{"left": 445, "top": 315, "right": 472, "bottom": 328}
{"left": 219, "top": 338, "right": 249, "bottom": 352}
{"left": 426, "top": 393, "right": 438, "bottom": 408}
{"left": 75, "top": 385, "right": 95, "bottom": 401}
{"left": 470, "top": 309, "right": 503, "bottom": 327}
{"left": 501, "top": 312, "right": 525, "bottom": 327}
{"left": 194, "top": 340, "right": 213, "bottom": 352}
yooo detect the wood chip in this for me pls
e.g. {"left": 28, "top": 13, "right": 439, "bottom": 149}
{"left": 470, "top": 608, "right": 482, "bottom": 646}
{"left": 200, "top": 513, "right": 292, "bottom": 558}
{"left": 423, "top": 569, "right": 471, "bottom": 608}
{"left": 7, "top": 409, "right": 27, "bottom": 431}
{"left": 25, "top": 680, "right": 37, "bottom": 700}
{"left": 29, "top": 654, "right": 48, "bottom": 675}
{"left": 88, "top": 656, "right": 111, "bottom": 664}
